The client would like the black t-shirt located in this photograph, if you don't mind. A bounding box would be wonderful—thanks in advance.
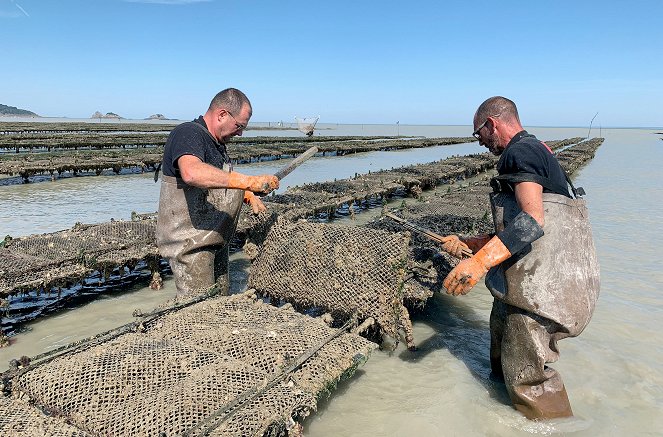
[495,131,571,197]
[162,116,230,177]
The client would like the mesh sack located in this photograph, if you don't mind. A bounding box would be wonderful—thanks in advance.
[1,220,158,296]
[148,294,373,381]
[366,185,495,288]
[294,116,319,136]
[0,395,89,437]
[9,292,375,436]
[0,249,90,295]
[249,219,414,347]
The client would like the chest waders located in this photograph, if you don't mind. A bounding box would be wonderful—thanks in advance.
[156,166,244,297]
[485,191,600,419]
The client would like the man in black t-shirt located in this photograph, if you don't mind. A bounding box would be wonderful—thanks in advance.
[156,88,279,297]
[442,97,599,420]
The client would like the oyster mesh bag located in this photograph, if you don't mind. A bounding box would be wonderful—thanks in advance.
[249,219,415,347]
[5,292,375,436]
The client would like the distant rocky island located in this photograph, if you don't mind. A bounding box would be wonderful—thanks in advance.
[145,114,170,120]
[0,103,39,117]
[91,111,123,120]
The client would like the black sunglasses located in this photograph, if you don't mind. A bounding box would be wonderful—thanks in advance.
[473,119,488,140]
[226,110,247,132]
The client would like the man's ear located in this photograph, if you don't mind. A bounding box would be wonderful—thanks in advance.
[486,116,497,133]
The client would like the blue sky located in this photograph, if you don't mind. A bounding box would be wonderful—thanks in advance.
[1,0,661,127]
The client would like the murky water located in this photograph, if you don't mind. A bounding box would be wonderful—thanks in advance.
[1,125,662,435]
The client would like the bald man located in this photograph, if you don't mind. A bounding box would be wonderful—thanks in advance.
[443,96,600,420]
[157,88,278,297]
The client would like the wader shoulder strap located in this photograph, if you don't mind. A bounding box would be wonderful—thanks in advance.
[562,170,586,198]
[154,162,162,183]
[491,170,585,199]
[188,119,221,145]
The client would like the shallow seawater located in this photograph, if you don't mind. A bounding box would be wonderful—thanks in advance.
[1,125,662,436]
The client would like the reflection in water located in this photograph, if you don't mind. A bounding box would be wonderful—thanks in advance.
[1,126,662,436]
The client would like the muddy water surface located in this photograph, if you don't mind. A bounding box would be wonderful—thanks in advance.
[1,125,662,436]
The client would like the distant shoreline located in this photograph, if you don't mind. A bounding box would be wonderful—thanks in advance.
[0,115,662,130]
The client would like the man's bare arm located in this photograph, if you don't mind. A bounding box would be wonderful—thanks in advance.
[178,154,278,193]
[514,181,544,226]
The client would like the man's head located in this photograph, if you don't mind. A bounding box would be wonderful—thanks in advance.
[473,96,523,155]
[204,88,252,143]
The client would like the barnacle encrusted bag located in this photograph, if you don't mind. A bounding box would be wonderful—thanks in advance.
[249,219,416,348]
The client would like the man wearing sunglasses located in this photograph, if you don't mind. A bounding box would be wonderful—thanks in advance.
[157,88,279,297]
[443,96,600,420]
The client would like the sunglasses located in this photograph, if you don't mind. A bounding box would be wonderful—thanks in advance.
[472,119,488,140]
[226,110,247,132]
[472,112,503,140]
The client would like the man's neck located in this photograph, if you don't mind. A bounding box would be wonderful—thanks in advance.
[201,112,221,143]
[501,124,526,146]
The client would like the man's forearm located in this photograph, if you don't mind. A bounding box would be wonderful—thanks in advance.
[180,159,232,189]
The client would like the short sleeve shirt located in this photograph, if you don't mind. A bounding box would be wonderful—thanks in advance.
[161,116,230,177]
[496,131,571,197]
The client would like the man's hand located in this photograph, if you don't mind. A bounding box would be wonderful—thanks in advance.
[443,257,487,295]
[443,236,512,296]
[440,235,471,259]
[248,174,279,195]
[244,191,266,214]
[226,172,279,195]
[177,155,280,194]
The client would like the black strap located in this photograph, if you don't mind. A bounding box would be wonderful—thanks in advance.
[188,120,232,165]
[491,171,585,199]
[188,119,221,144]
[491,172,570,197]
[153,162,161,183]
[562,170,585,198]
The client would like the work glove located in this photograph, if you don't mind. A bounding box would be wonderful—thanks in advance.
[244,191,266,214]
[460,234,494,254]
[228,172,279,195]
[443,236,512,296]
[440,235,471,259]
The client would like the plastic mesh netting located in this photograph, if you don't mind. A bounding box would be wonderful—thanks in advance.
[0,220,158,296]
[367,185,494,288]
[248,220,416,348]
[5,292,375,436]
[0,395,89,437]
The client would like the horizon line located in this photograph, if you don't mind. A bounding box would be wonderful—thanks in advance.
[0,115,661,130]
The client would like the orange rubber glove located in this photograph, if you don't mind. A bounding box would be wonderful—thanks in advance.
[460,234,494,254]
[244,191,266,214]
[228,172,279,195]
[443,236,512,296]
[440,235,471,259]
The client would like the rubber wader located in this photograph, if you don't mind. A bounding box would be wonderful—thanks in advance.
[485,191,600,419]
[156,165,244,297]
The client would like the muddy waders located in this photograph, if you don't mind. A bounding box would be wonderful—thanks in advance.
[156,168,244,297]
[485,191,600,419]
